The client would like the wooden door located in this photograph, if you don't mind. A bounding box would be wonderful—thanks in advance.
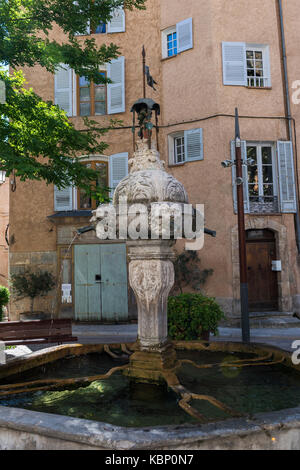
[246,230,278,311]
[74,245,102,321]
[74,244,128,322]
[100,244,128,322]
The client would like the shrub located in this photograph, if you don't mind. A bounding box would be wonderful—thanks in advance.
[168,293,225,340]
[11,269,56,314]
[0,286,10,322]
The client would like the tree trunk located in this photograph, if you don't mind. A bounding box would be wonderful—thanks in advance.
[30,297,34,314]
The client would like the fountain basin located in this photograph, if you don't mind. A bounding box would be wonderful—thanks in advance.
[0,342,300,450]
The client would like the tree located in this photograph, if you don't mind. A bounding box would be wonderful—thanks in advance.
[11,269,56,314]
[0,0,146,200]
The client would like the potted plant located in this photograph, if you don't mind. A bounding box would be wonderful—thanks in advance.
[168,293,225,341]
[0,286,10,322]
[11,269,56,320]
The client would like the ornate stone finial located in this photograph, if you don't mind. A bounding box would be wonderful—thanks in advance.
[128,139,165,173]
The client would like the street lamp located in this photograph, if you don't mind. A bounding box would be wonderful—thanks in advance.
[222,108,251,343]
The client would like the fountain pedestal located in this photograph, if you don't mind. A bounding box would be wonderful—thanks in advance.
[125,240,179,383]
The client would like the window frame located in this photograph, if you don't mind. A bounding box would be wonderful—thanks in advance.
[246,141,279,211]
[162,26,177,59]
[168,131,185,165]
[77,159,109,210]
[77,71,107,117]
[246,44,271,88]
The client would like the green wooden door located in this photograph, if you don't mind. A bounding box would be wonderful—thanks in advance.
[100,244,128,322]
[74,244,128,322]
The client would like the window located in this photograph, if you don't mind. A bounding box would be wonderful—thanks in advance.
[174,134,185,164]
[54,56,125,116]
[169,129,203,165]
[222,42,271,87]
[231,141,297,214]
[162,18,193,59]
[247,143,279,212]
[246,47,269,88]
[54,153,129,211]
[74,6,125,35]
[77,72,107,116]
[167,31,177,57]
[78,161,109,210]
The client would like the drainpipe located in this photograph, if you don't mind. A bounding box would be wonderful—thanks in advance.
[277,0,300,253]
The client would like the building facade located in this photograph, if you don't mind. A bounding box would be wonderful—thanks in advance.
[8,0,300,322]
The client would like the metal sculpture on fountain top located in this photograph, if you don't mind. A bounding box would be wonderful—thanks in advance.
[131,98,160,151]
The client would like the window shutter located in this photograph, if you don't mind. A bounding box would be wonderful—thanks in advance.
[54,186,73,211]
[277,141,297,213]
[184,128,203,161]
[54,65,73,117]
[176,18,193,54]
[110,153,128,197]
[231,140,249,213]
[107,7,125,33]
[222,42,247,86]
[107,56,125,114]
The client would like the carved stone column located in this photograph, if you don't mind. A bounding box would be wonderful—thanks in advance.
[125,240,179,383]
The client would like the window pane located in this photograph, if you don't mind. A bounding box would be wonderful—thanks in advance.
[263,165,273,184]
[79,190,92,209]
[95,101,106,115]
[262,147,272,164]
[249,184,259,197]
[80,87,90,101]
[246,51,254,59]
[80,102,91,116]
[79,76,90,87]
[263,184,274,197]
[95,86,106,100]
[255,51,263,59]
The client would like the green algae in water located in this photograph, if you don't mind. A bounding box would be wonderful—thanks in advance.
[2,351,300,427]
[0,373,196,427]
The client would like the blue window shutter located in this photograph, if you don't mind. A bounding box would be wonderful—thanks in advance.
[184,128,203,162]
[176,18,193,53]
[222,42,247,86]
[277,141,297,213]
[231,140,249,213]
[107,7,125,33]
[107,56,125,114]
[54,186,73,211]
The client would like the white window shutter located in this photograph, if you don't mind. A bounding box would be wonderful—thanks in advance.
[222,42,247,86]
[110,153,128,197]
[107,7,125,33]
[184,128,203,161]
[107,56,125,114]
[231,140,249,213]
[176,18,193,54]
[277,141,297,213]
[54,186,73,211]
[54,65,73,117]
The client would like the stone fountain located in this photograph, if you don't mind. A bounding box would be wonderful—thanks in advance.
[92,99,190,383]
[1,100,300,450]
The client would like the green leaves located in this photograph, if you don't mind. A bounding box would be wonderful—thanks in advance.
[0,70,112,200]
[0,0,147,197]
[168,293,226,340]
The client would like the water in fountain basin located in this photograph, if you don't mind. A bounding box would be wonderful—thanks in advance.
[1,351,300,427]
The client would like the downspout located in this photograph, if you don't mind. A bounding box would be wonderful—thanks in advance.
[277,0,300,253]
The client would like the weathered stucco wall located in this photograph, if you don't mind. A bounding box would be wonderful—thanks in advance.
[8,0,300,318]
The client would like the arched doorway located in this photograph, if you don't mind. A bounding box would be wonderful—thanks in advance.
[246,229,278,311]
